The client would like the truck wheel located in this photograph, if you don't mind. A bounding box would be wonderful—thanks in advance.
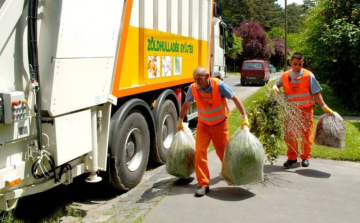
[110,110,150,190]
[152,100,177,164]
[241,81,245,86]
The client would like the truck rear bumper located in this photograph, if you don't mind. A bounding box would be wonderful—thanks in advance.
[0,163,85,211]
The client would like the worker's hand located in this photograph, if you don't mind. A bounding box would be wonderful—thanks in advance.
[272,84,279,92]
[241,115,249,130]
[322,105,334,116]
[177,118,184,131]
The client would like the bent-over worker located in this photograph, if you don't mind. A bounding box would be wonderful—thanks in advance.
[177,66,248,197]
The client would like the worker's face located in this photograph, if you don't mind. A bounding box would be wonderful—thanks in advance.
[290,58,304,73]
[193,72,209,89]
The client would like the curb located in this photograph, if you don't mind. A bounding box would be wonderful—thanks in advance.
[60,166,176,223]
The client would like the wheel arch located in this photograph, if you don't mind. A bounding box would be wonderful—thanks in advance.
[109,99,155,158]
[152,89,180,123]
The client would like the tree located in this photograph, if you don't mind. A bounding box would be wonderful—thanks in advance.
[216,0,284,31]
[246,0,283,31]
[215,0,250,26]
[270,37,285,68]
[287,33,302,54]
[267,27,285,39]
[301,0,360,109]
[226,33,243,59]
[225,32,243,72]
[302,0,316,13]
[285,3,306,33]
[236,20,271,60]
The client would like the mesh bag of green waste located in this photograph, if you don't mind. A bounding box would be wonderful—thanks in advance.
[166,123,195,178]
[314,112,346,149]
[221,126,265,185]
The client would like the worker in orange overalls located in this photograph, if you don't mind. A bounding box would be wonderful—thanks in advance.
[273,52,334,168]
[177,66,249,197]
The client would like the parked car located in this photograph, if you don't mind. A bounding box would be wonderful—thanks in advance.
[269,64,276,73]
[240,60,270,86]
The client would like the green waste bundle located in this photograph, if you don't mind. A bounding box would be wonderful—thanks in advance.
[249,86,308,164]
[166,123,195,178]
[314,112,346,149]
[221,126,265,186]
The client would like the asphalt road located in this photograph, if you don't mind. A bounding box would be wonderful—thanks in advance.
[222,72,281,110]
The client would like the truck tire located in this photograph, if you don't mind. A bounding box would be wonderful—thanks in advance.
[152,100,177,164]
[241,81,245,86]
[110,110,150,190]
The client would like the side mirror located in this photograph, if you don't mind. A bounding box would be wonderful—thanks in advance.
[213,2,222,17]
[228,27,233,36]
[227,33,234,51]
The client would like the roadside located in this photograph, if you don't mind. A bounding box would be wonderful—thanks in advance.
[140,73,360,223]
[60,73,360,223]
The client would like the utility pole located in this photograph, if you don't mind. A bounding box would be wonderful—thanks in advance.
[284,0,288,71]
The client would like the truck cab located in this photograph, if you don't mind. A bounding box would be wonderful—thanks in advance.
[211,3,232,80]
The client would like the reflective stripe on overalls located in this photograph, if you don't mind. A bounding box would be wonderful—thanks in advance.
[191,78,230,125]
[283,69,315,108]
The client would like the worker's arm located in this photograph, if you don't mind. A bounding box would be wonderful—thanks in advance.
[177,101,192,131]
[231,94,249,129]
[179,101,191,120]
[231,94,246,116]
[314,92,334,116]
[313,92,326,107]
[272,75,283,92]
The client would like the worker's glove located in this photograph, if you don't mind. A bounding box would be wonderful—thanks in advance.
[322,105,334,116]
[272,84,279,92]
[241,115,249,130]
[177,118,184,131]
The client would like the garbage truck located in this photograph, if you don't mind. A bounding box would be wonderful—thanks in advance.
[0,0,232,210]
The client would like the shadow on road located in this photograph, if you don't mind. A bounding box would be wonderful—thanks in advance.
[263,164,331,178]
[206,187,255,201]
[295,169,331,178]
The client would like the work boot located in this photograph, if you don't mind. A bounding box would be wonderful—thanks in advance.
[194,186,210,197]
[301,159,309,167]
[283,159,297,168]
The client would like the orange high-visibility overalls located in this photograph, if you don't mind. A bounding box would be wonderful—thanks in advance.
[282,69,315,160]
[191,78,230,187]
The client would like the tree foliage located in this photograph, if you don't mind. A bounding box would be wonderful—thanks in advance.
[267,27,285,39]
[270,37,285,68]
[247,0,283,31]
[216,0,250,26]
[226,33,243,59]
[301,0,360,109]
[235,20,271,60]
[302,0,316,12]
[215,0,310,66]
[285,3,306,33]
[216,0,284,30]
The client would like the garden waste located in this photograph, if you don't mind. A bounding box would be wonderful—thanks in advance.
[221,126,265,185]
[314,112,345,149]
[166,123,195,178]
